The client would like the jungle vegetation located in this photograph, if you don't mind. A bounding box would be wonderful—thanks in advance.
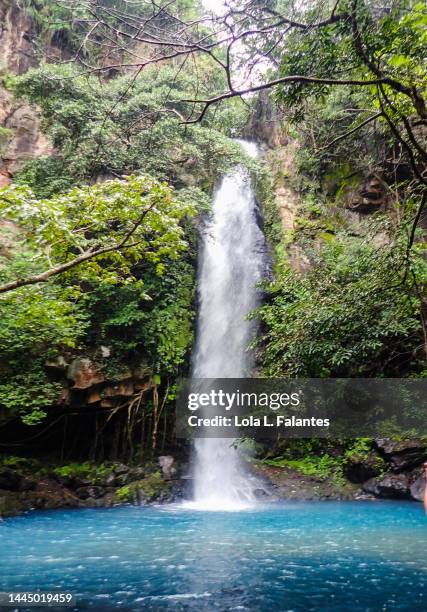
[0,0,425,461]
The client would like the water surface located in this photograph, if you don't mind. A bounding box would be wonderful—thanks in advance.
[0,502,426,611]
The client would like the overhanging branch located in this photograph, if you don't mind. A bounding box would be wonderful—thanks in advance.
[180,75,392,123]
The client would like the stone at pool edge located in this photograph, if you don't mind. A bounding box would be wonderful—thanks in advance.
[362,472,426,500]
[363,474,408,499]
[409,474,425,502]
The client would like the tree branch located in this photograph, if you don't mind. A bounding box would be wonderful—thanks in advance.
[180,75,391,123]
[316,111,383,151]
[264,5,347,30]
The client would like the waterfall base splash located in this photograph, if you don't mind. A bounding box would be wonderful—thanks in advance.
[184,438,261,511]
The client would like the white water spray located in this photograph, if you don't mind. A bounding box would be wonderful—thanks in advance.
[189,140,267,510]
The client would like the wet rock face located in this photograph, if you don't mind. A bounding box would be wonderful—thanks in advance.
[3,103,52,174]
[0,1,53,181]
[346,175,389,213]
[0,89,52,181]
[243,90,287,149]
[375,438,427,472]
[0,0,38,75]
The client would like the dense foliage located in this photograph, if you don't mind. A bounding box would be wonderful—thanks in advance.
[257,223,426,377]
[0,175,195,424]
[274,0,426,196]
[11,63,248,197]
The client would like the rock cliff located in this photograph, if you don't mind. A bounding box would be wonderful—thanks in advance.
[0,0,52,185]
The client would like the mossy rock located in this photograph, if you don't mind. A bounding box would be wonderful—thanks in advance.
[114,472,172,505]
[53,461,118,487]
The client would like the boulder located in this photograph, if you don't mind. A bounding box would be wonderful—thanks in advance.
[55,474,91,489]
[354,491,376,500]
[158,456,176,479]
[113,463,130,476]
[75,486,105,500]
[105,473,116,486]
[88,484,106,498]
[253,488,269,499]
[112,463,130,486]
[75,487,90,500]
[409,474,425,502]
[363,473,410,499]
[114,473,129,486]
[375,437,424,455]
[128,467,145,481]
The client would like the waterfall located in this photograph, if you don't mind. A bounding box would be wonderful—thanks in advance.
[189,140,267,510]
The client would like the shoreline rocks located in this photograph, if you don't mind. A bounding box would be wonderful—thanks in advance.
[0,457,184,518]
[1,437,426,517]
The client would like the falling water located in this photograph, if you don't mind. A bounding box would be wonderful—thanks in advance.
[189,140,267,510]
